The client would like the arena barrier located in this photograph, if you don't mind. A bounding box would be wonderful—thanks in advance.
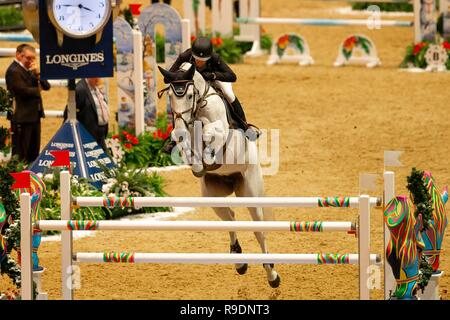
[20,170,382,300]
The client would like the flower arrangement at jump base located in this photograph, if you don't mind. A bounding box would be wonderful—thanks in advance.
[400,41,450,70]
[341,35,372,60]
[106,114,174,168]
[276,34,305,58]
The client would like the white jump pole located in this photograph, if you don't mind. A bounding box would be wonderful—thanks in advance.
[0,79,68,87]
[0,110,64,118]
[20,193,33,301]
[383,171,396,299]
[75,196,381,208]
[74,252,381,264]
[132,29,145,136]
[359,194,371,300]
[37,220,356,233]
[236,17,413,27]
[60,171,73,300]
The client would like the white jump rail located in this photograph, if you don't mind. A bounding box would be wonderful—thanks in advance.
[38,220,356,233]
[236,17,413,27]
[0,79,68,87]
[0,110,64,118]
[20,171,380,300]
[74,196,381,208]
[73,252,381,265]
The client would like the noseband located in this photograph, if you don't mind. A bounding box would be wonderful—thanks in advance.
[158,79,213,128]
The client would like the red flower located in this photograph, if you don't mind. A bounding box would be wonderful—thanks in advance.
[124,143,132,150]
[413,42,427,55]
[216,37,223,47]
[112,134,119,139]
[166,124,173,134]
[153,132,158,139]
[130,137,139,145]
[443,41,450,50]
[191,35,196,43]
[343,36,357,50]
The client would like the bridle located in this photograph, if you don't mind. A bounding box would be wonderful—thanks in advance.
[158,79,219,129]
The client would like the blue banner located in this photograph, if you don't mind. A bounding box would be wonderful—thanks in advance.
[39,0,114,80]
[29,121,116,189]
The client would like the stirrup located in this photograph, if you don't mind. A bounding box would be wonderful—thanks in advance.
[246,124,262,141]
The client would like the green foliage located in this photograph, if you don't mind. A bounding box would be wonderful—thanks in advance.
[351,2,413,12]
[213,36,243,64]
[112,115,174,168]
[418,255,434,291]
[122,6,134,29]
[156,33,165,63]
[0,5,23,27]
[101,165,171,219]
[0,156,26,291]
[40,169,108,235]
[406,167,433,231]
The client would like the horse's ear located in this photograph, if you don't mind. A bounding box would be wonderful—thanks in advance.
[185,63,195,80]
[158,66,173,84]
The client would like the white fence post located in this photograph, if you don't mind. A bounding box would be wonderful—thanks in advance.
[182,19,191,51]
[20,193,33,300]
[132,29,145,136]
[60,171,73,300]
[383,171,395,299]
[359,195,370,300]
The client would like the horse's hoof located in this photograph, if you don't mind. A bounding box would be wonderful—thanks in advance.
[268,274,281,288]
[236,263,248,275]
[192,169,205,178]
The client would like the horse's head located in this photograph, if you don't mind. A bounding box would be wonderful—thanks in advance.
[158,63,202,132]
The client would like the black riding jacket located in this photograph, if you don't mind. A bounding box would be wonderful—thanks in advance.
[169,49,237,82]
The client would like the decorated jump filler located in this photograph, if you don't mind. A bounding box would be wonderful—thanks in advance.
[334,35,381,68]
[267,33,314,66]
[384,195,424,300]
[384,168,448,300]
[9,171,46,274]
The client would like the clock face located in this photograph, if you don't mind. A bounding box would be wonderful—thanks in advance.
[51,0,111,37]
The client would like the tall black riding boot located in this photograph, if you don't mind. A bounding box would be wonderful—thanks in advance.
[231,97,247,123]
[230,98,260,140]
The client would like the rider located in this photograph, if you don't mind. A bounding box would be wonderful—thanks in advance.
[163,37,258,153]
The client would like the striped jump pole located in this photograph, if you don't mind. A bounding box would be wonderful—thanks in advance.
[73,252,382,265]
[74,195,382,208]
[236,17,413,27]
[37,220,357,233]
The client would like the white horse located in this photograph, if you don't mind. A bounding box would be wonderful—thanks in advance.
[158,63,280,288]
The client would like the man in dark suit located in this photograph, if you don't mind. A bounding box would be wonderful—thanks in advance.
[64,78,109,152]
[5,44,51,163]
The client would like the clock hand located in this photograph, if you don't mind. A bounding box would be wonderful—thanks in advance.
[79,4,94,12]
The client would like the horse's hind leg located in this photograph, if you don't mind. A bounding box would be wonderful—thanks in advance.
[235,166,280,288]
[201,176,247,275]
[212,207,248,275]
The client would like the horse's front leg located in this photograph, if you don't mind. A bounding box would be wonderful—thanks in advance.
[248,207,281,288]
[212,207,248,275]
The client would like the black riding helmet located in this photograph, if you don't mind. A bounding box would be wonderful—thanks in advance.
[191,37,212,61]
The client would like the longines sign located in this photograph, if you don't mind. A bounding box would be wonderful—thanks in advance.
[45,53,105,70]
[39,0,113,80]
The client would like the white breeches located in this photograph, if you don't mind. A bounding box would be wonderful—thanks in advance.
[213,81,236,103]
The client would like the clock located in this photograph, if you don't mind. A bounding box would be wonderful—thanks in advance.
[46,0,112,46]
